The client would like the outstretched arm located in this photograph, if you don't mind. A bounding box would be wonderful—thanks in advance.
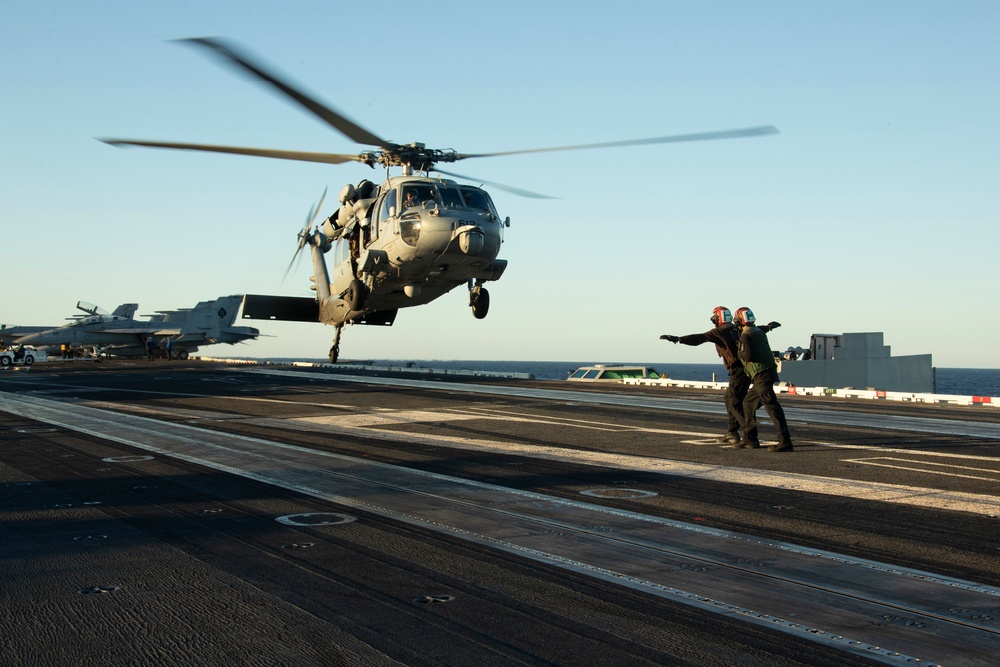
[660,332,711,346]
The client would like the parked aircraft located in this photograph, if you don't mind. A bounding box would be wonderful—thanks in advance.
[17,295,259,359]
[1,302,139,347]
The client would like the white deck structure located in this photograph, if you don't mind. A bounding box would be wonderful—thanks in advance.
[777,332,932,393]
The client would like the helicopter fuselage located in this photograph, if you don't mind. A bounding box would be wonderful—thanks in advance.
[312,176,508,327]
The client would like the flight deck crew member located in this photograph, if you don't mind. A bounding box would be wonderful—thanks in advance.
[165,337,173,361]
[146,337,155,361]
[661,306,780,445]
[735,307,793,452]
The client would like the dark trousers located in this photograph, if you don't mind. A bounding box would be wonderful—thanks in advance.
[724,367,751,434]
[741,368,792,443]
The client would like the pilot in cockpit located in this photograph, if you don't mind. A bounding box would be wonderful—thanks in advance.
[461,189,489,211]
[403,189,419,209]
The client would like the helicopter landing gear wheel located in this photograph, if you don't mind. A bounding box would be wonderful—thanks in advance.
[347,279,367,311]
[471,287,490,320]
[177,350,189,360]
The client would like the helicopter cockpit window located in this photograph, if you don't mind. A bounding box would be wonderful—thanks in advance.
[402,185,440,210]
[380,189,397,221]
[437,186,463,208]
[460,188,498,216]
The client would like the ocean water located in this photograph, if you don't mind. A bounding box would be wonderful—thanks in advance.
[276,358,1000,397]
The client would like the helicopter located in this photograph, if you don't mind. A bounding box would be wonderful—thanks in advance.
[101,38,778,363]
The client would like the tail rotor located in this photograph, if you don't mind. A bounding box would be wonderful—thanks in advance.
[283,187,327,283]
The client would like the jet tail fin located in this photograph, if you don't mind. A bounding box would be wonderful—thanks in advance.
[179,295,244,339]
[111,303,139,318]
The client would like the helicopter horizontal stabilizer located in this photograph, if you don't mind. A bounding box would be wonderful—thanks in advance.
[241,294,319,323]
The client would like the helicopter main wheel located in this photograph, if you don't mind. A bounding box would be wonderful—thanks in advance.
[177,350,189,360]
[471,288,490,320]
[347,279,368,311]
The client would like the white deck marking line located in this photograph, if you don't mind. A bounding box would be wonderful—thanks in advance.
[452,406,706,436]
[812,440,1000,460]
[843,457,1000,482]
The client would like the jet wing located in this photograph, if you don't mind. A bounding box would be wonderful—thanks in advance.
[89,326,184,335]
[1,325,54,338]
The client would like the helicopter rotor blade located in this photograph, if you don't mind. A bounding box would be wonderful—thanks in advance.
[307,187,328,230]
[99,139,367,165]
[283,187,327,283]
[282,246,305,284]
[433,168,556,200]
[455,125,780,160]
[177,37,392,150]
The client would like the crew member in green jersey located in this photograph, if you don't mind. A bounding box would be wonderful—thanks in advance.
[735,307,793,452]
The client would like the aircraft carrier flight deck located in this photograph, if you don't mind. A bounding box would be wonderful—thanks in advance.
[2,360,999,666]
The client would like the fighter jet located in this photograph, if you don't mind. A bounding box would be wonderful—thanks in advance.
[17,295,259,359]
[1,302,139,346]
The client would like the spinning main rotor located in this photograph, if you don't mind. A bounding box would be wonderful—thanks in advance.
[100,37,779,197]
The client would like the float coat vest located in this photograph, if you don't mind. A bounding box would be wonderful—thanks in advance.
[739,326,777,378]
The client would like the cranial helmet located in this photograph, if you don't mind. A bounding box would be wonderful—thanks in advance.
[710,306,732,326]
[734,307,756,326]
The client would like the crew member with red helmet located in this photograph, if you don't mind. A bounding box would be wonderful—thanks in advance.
[735,307,793,452]
[661,306,780,446]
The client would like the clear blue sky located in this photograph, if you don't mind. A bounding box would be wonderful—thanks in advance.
[2,1,997,367]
